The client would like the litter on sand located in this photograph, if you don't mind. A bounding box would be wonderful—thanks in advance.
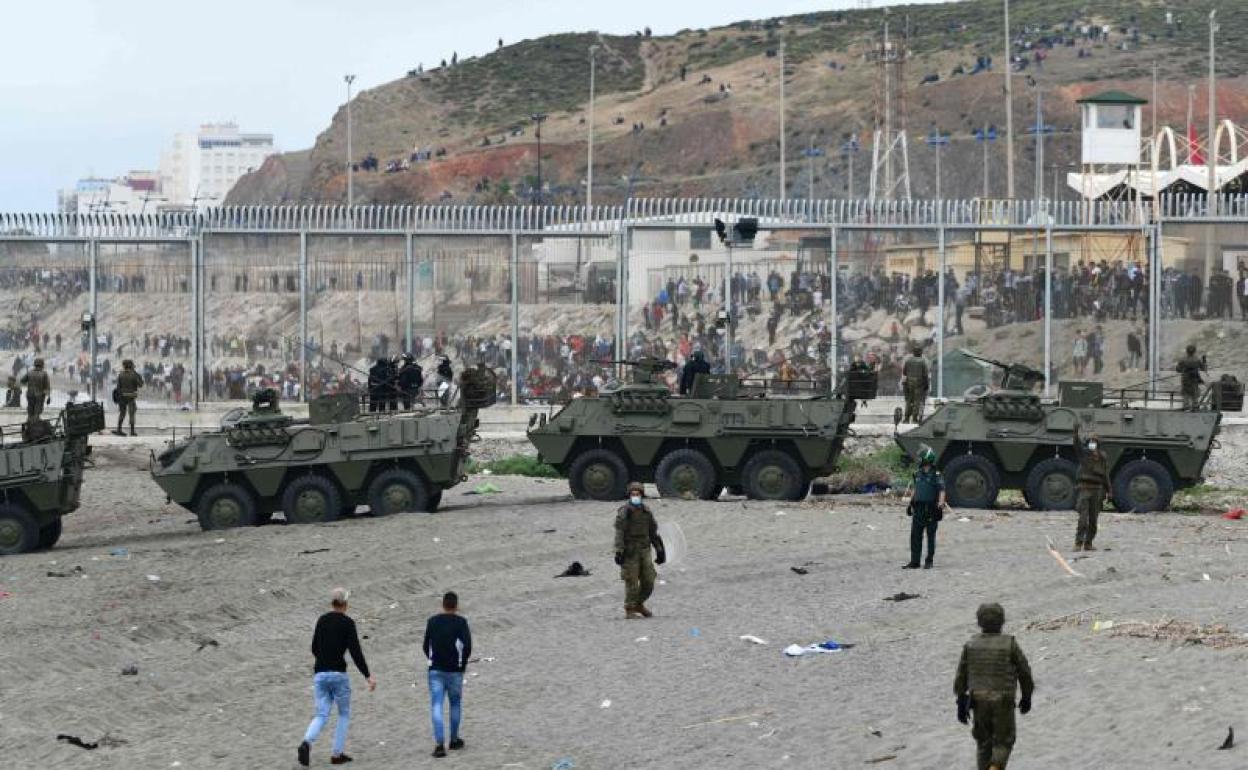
[109,548,129,557]
[47,566,85,578]
[1045,537,1083,578]
[551,759,576,770]
[1217,726,1234,750]
[884,592,921,602]
[599,699,611,709]
[298,548,331,556]
[145,575,161,583]
[463,482,502,495]
[1223,508,1245,520]
[555,561,591,578]
[57,734,98,750]
[783,640,855,657]
[790,566,809,575]
[739,635,769,645]
[120,665,139,676]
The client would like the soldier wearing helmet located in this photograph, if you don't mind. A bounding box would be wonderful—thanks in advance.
[1175,343,1206,410]
[1073,427,1111,551]
[954,603,1035,770]
[613,482,666,619]
[19,357,50,423]
[903,445,946,569]
[901,344,929,423]
[114,359,144,436]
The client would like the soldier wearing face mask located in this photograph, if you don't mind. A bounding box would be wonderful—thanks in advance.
[1073,428,1111,552]
[613,482,666,619]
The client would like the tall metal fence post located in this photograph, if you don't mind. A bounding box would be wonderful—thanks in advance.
[936,226,946,399]
[88,239,98,404]
[616,224,629,365]
[1044,224,1053,398]
[1148,222,1161,387]
[510,232,519,406]
[828,225,838,395]
[191,236,201,407]
[299,230,308,402]
[404,232,415,355]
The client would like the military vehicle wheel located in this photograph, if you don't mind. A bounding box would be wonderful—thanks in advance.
[1112,458,1174,513]
[742,450,806,501]
[196,483,257,530]
[367,468,429,516]
[943,454,1000,509]
[0,503,39,555]
[568,449,629,501]
[425,490,443,513]
[1024,457,1079,510]
[282,476,343,525]
[37,518,63,549]
[656,448,718,501]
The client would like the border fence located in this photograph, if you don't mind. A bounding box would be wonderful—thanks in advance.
[0,195,1245,408]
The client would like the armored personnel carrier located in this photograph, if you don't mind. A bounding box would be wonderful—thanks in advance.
[151,366,497,531]
[0,402,105,556]
[527,358,878,501]
[895,356,1235,513]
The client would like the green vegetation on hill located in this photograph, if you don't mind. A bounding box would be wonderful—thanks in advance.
[429,33,645,129]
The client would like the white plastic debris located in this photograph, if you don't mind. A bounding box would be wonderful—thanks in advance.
[1202,573,1211,581]
[739,635,769,645]
[146,574,161,582]
[600,699,611,709]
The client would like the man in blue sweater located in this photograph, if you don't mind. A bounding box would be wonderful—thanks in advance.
[424,591,472,758]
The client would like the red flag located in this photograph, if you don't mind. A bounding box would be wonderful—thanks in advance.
[1189,124,1204,165]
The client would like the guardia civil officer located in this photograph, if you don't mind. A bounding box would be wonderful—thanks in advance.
[398,354,424,409]
[679,350,711,395]
[903,446,945,569]
[613,482,666,619]
[901,345,930,422]
[954,603,1034,770]
[1175,344,1207,410]
[367,357,390,412]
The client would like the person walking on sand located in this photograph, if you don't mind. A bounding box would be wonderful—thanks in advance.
[298,588,375,767]
[614,481,666,619]
[424,591,472,758]
[954,603,1034,770]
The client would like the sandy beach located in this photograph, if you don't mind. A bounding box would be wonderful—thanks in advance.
[1,442,1246,769]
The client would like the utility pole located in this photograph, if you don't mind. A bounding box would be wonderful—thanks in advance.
[1206,8,1218,276]
[1004,0,1016,199]
[587,45,598,212]
[531,112,547,205]
[841,136,860,198]
[1034,89,1044,204]
[1186,84,1196,163]
[1150,61,1158,142]
[977,125,997,198]
[344,74,356,209]
[779,40,787,200]
[925,128,949,200]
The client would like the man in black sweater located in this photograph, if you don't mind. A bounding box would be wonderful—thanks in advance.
[298,588,376,767]
[424,591,472,758]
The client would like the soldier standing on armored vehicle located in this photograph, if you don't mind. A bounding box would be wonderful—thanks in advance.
[20,358,49,422]
[954,603,1035,770]
[398,354,424,409]
[614,481,666,619]
[367,357,390,412]
[901,345,929,423]
[114,359,143,436]
[1176,344,1207,410]
[1073,428,1111,551]
[679,350,710,395]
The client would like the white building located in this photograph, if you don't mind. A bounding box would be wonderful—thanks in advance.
[158,123,275,209]
[59,172,163,215]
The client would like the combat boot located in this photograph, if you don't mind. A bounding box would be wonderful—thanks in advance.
[625,606,643,619]
[636,604,653,618]
[1073,542,1083,552]
[1083,542,1097,551]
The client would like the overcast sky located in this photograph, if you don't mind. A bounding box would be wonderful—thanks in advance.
[0,0,936,211]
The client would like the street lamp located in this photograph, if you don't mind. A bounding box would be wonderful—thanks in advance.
[779,40,787,200]
[840,136,860,199]
[587,45,598,212]
[530,112,548,205]
[924,127,950,201]
[974,125,999,198]
[344,74,356,209]
[802,139,825,200]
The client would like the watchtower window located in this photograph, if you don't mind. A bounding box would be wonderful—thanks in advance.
[1096,105,1133,130]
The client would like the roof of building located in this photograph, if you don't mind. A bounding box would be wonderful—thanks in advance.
[1076,90,1148,105]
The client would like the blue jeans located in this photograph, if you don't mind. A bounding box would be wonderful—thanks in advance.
[304,671,352,756]
[428,670,464,745]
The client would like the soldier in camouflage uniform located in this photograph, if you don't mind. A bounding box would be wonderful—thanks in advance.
[901,345,929,423]
[613,481,666,619]
[1073,429,1111,550]
[20,358,50,422]
[1175,344,1206,410]
[954,603,1035,770]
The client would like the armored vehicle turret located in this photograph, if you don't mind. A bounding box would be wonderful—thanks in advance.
[895,355,1234,513]
[0,401,105,556]
[151,366,497,531]
[527,359,877,501]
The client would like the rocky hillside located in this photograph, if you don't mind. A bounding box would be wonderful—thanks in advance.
[227,0,1246,206]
